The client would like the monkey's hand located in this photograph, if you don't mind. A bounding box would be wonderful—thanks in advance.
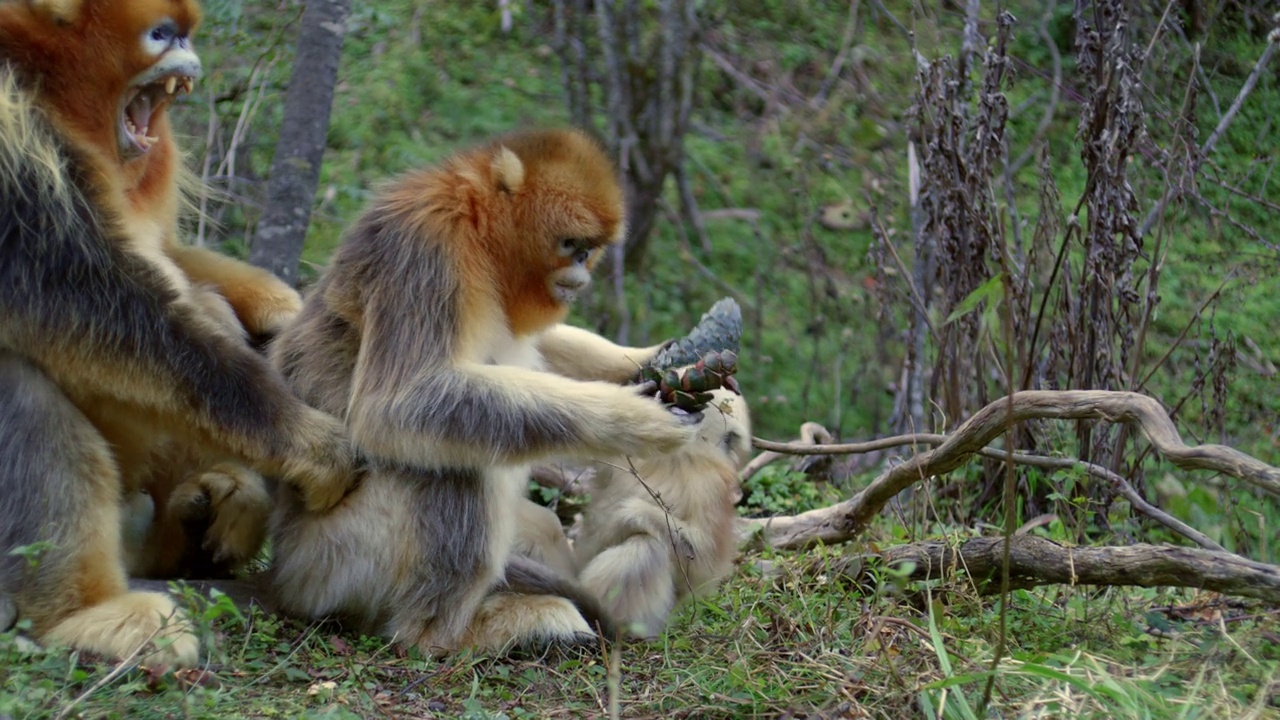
[166,244,304,340]
[275,408,361,512]
[168,463,272,565]
[234,279,303,340]
[586,388,704,457]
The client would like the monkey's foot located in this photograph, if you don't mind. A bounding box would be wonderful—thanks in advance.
[44,591,199,668]
[455,594,599,656]
[170,463,271,564]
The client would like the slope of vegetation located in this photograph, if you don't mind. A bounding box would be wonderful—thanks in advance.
[2,1,1278,717]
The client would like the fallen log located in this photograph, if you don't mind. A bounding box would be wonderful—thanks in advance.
[827,535,1280,605]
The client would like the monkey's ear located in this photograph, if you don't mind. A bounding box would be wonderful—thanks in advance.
[492,146,525,193]
[27,0,84,24]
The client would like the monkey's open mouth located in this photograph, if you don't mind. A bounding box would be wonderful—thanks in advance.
[118,73,196,156]
[117,48,202,159]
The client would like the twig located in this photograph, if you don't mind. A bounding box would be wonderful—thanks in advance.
[742,422,832,481]
[1007,6,1061,177]
[810,0,861,109]
[756,425,1227,551]
[656,198,756,313]
[753,432,946,456]
[1006,453,1226,552]
[1136,273,1233,391]
[674,164,712,254]
[1138,38,1278,238]
[530,465,594,498]
[699,44,776,105]
[866,0,910,42]
[869,211,939,344]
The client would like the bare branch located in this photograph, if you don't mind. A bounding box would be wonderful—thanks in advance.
[755,419,1224,551]
[742,422,833,482]
[1007,6,1061,177]
[1138,38,1278,238]
[749,390,1280,549]
[810,0,861,109]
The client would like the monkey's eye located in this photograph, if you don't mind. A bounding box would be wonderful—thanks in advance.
[558,238,580,256]
[142,20,178,55]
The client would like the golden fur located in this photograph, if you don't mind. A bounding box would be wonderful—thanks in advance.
[268,128,700,654]
[0,0,357,667]
[574,388,751,637]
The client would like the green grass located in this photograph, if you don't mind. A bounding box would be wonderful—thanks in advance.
[6,0,1279,717]
[3,547,1277,718]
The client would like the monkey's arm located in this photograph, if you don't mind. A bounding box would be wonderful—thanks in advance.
[343,274,695,469]
[166,243,303,338]
[0,160,353,509]
[536,324,665,383]
[352,360,695,469]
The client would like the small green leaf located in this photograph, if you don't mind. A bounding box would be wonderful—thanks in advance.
[944,273,1004,325]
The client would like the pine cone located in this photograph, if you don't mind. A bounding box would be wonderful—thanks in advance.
[638,298,743,413]
[647,297,741,372]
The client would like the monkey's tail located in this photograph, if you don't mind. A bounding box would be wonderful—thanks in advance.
[500,554,619,641]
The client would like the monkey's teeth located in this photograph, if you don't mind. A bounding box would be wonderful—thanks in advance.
[182,77,195,94]
[165,77,178,95]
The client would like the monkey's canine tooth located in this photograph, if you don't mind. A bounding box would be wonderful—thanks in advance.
[165,77,177,95]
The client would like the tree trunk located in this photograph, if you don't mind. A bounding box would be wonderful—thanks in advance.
[248,0,351,284]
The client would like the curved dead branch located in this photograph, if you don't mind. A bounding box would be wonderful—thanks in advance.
[749,390,1280,550]
[742,422,834,481]
[827,536,1280,605]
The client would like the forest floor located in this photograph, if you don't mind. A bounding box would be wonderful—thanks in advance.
[2,544,1278,719]
[3,0,1279,718]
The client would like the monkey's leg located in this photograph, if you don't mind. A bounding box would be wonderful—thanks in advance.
[447,554,614,654]
[0,353,198,666]
[578,534,676,639]
[167,244,302,339]
[129,283,276,579]
[513,498,578,578]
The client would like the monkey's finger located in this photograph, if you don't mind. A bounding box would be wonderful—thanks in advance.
[632,379,659,398]
[669,407,704,425]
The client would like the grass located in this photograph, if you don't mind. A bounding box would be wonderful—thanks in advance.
[3,544,1277,718]
[5,0,1280,717]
